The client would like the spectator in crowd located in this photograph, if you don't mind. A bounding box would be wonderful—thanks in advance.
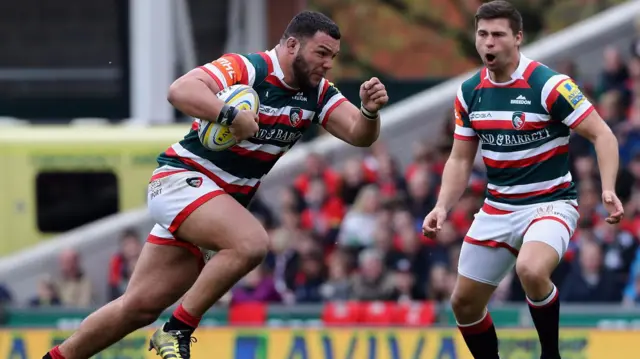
[597,46,629,99]
[561,240,621,303]
[294,152,341,197]
[107,229,142,301]
[29,275,62,307]
[230,264,281,305]
[320,249,353,301]
[340,157,373,205]
[264,221,300,301]
[293,250,327,303]
[300,178,345,244]
[55,249,93,308]
[337,184,380,248]
[351,248,395,301]
[391,259,425,302]
[427,264,454,302]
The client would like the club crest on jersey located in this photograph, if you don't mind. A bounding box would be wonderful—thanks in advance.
[511,111,526,130]
[289,107,303,127]
[186,177,203,188]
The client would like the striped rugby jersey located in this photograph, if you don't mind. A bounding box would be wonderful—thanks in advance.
[157,49,347,207]
[453,53,595,211]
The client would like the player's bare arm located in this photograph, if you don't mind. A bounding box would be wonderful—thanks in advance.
[572,111,624,223]
[168,68,225,120]
[324,77,388,147]
[422,138,479,237]
[168,67,258,141]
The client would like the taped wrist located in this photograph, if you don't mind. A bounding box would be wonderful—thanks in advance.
[216,104,239,126]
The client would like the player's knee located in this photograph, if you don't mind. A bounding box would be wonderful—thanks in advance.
[121,294,165,326]
[515,260,548,288]
[233,227,270,267]
[451,291,484,321]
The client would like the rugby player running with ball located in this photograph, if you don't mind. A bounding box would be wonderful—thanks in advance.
[44,11,388,359]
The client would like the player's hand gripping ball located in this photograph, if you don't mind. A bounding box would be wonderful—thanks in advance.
[359,77,389,113]
[198,84,260,151]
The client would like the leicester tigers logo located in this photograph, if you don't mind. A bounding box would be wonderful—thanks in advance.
[289,107,303,127]
[512,111,526,130]
[186,177,203,188]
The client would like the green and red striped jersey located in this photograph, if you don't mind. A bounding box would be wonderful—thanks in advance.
[453,53,594,210]
[157,49,347,207]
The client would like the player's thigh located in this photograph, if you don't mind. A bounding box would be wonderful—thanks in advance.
[457,241,516,289]
[147,167,269,256]
[121,239,200,315]
[517,202,579,277]
[453,242,515,320]
[175,192,269,257]
[459,209,518,286]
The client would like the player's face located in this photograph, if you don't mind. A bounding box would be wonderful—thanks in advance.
[293,31,340,90]
[475,18,522,72]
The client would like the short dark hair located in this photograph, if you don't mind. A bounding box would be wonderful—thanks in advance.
[282,11,341,41]
[475,0,523,35]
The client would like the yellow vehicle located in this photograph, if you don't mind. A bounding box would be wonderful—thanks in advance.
[0,125,188,255]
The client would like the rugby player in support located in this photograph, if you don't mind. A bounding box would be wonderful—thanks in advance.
[43,11,388,359]
[422,2,624,359]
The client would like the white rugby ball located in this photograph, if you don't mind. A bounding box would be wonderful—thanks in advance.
[197,84,260,151]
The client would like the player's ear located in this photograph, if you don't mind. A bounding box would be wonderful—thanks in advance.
[515,31,523,47]
[285,37,300,54]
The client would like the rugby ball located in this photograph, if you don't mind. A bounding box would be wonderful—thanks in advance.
[197,84,260,151]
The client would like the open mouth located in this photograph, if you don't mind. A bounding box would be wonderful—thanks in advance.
[485,54,496,63]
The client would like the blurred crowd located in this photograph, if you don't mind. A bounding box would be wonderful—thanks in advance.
[2,44,640,311]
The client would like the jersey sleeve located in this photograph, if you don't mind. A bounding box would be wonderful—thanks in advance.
[199,53,257,90]
[314,79,348,127]
[541,75,595,129]
[453,85,477,141]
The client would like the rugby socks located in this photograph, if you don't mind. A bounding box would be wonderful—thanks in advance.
[457,310,500,359]
[164,303,202,332]
[44,346,66,359]
[527,284,561,359]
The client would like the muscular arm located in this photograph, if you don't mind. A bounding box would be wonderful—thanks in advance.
[324,102,380,147]
[167,68,226,121]
[572,112,619,192]
[435,138,479,212]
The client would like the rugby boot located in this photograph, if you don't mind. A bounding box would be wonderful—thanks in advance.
[148,327,197,359]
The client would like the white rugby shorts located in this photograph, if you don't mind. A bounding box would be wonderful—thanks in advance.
[146,165,222,266]
[458,200,579,286]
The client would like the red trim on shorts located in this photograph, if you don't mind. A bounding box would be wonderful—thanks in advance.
[168,190,225,233]
[147,234,205,268]
[149,170,189,182]
[481,203,513,215]
[523,216,571,237]
[458,312,494,335]
[464,236,519,257]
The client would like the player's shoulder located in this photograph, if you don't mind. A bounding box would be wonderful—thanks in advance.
[218,52,268,71]
[527,61,570,92]
[460,69,483,94]
[456,69,483,106]
[315,77,343,105]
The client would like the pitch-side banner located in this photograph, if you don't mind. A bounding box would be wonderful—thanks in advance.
[1,328,638,358]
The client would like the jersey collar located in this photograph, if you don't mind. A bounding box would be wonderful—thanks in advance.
[484,52,532,86]
[267,48,297,90]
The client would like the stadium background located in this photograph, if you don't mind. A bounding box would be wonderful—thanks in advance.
[1,0,640,358]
